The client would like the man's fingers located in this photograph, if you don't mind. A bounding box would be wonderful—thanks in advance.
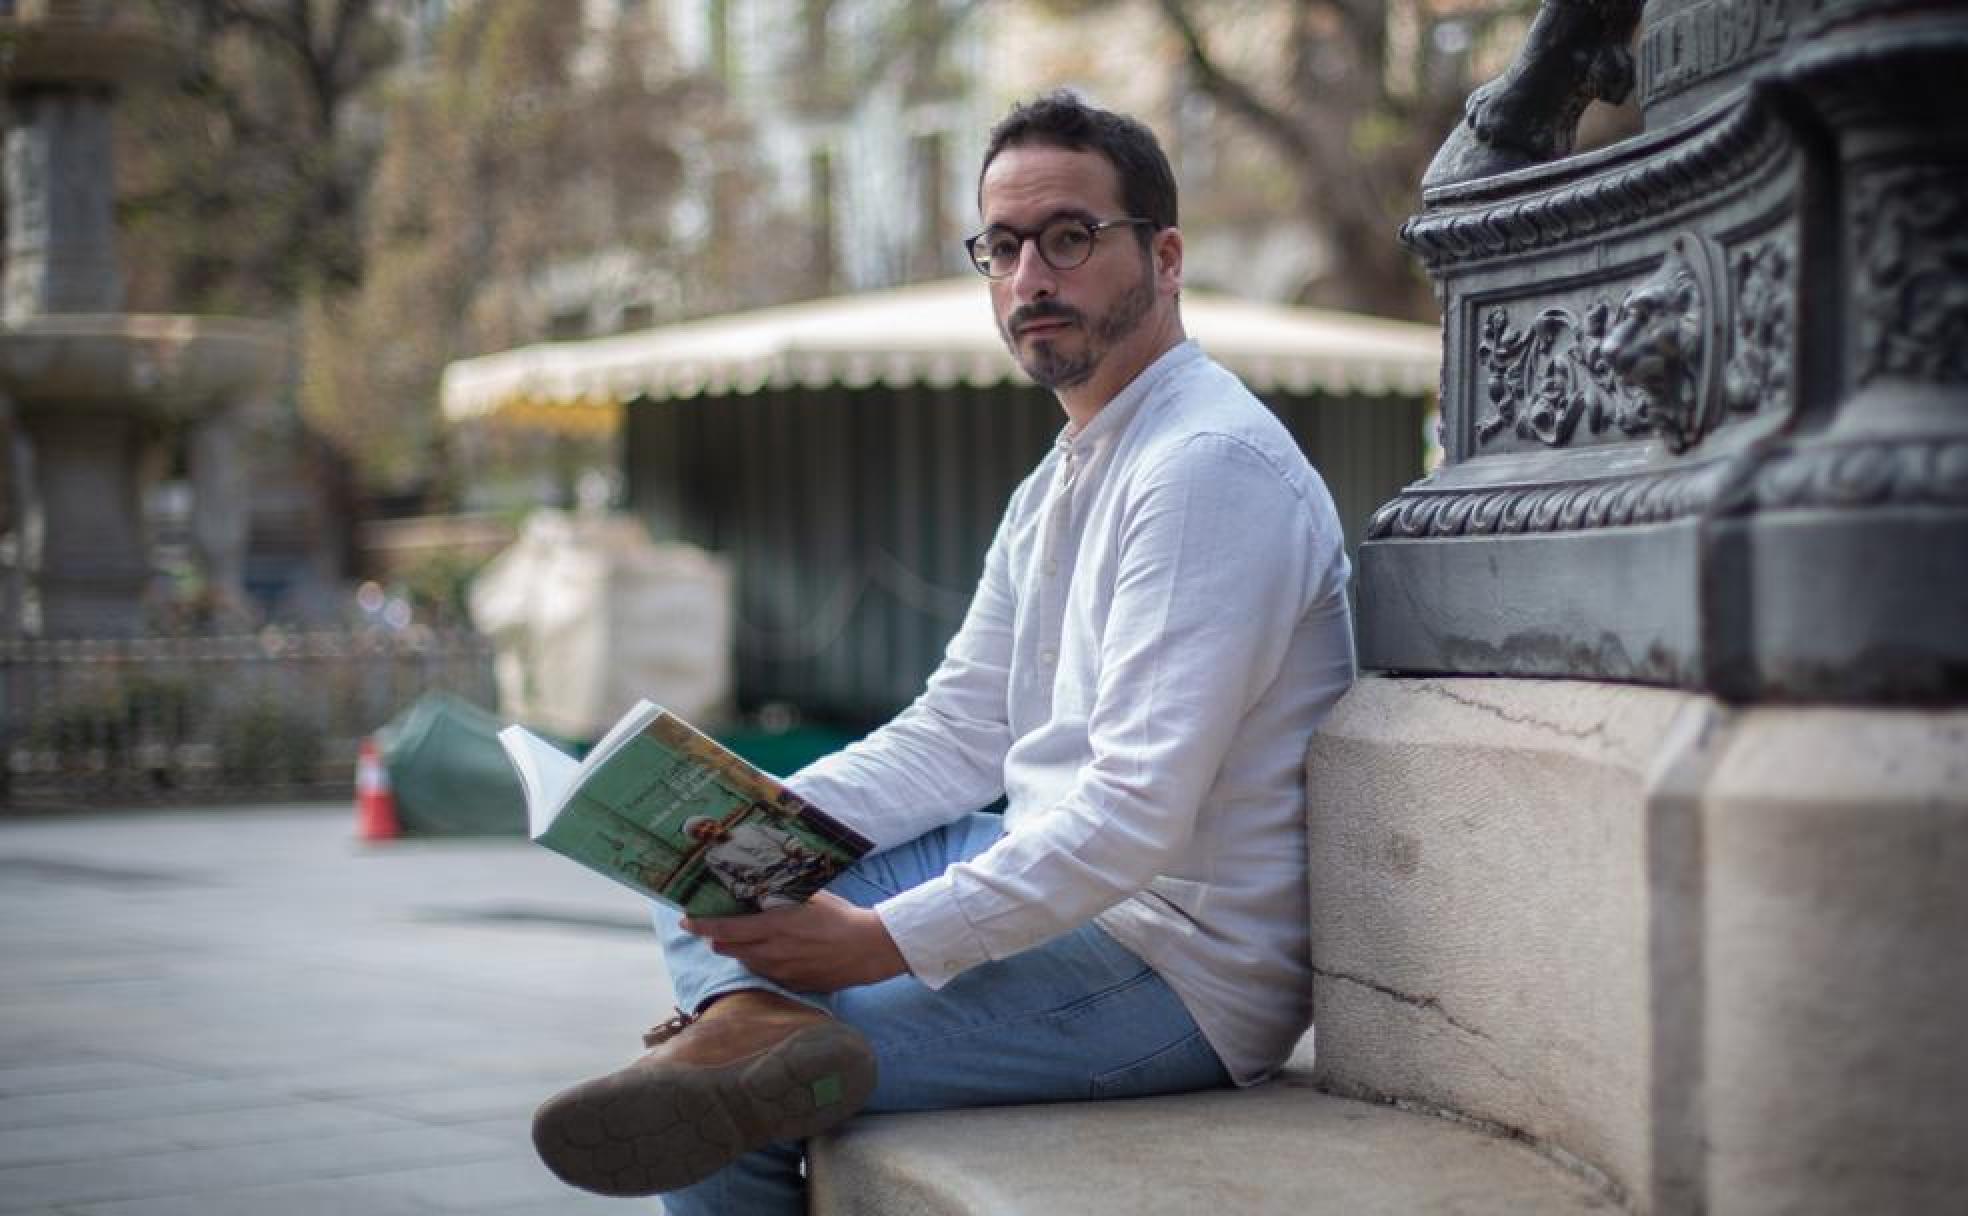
[705,933,791,964]
[683,912,785,944]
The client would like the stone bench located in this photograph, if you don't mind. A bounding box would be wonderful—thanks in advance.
[809,677,1968,1214]
[809,1067,1612,1216]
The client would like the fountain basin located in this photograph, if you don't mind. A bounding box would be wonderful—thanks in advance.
[0,11,177,89]
[0,314,288,419]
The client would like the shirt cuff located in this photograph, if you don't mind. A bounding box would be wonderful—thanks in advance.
[874,872,993,989]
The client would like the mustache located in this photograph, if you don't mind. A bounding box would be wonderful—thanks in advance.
[1007,301,1083,333]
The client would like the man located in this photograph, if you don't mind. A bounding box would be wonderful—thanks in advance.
[683,813,827,908]
[531,91,1356,1214]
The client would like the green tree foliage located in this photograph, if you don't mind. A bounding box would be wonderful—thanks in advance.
[117,0,402,316]
[305,1,747,495]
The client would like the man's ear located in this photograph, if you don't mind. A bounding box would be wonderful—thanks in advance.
[1154,226,1184,295]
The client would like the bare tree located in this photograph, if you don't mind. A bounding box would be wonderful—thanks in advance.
[1151,0,1513,320]
[118,0,402,314]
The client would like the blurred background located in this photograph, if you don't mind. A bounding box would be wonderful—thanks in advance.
[0,0,1642,814]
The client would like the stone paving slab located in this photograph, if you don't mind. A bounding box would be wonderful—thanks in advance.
[0,804,672,1214]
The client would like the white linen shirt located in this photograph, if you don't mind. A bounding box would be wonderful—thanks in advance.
[785,340,1356,1084]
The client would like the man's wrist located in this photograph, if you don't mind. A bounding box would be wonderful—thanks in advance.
[859,906,910,982]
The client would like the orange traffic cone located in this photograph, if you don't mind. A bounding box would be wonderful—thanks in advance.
[355,736,400,841]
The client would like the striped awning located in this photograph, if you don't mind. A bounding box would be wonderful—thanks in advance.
[441,278,1439,426]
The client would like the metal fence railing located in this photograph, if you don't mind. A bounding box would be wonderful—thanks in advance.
[0,629,497,810]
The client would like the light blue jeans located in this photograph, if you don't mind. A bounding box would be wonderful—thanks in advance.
[652,811,1230,1215]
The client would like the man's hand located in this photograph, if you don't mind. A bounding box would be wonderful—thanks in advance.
[682,892,908,993]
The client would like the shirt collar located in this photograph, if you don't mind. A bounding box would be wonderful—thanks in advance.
[1055,340,1203,456]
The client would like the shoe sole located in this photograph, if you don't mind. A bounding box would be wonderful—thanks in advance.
[531,1020,877,1197]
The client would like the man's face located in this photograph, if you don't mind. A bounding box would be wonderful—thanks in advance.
[978,143,1172,401]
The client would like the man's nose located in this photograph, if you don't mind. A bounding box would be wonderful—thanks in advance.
[1008,238,1057,301]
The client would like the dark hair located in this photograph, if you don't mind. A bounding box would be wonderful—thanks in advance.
[978,91,1178,235]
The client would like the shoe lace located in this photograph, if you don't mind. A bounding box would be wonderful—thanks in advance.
[641,1006,697,1048]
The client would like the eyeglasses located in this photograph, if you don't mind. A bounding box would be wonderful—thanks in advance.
[963,216,1155,279]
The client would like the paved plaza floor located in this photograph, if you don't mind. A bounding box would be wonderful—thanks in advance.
[0,804,679,1214]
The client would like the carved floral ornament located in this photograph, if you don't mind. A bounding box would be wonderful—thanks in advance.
[1365,434,1968,541]
[1369,232,1798,540]
[1470,231,1792,458]
[1473,233,1710,454]
[1852,164,1968,387]
[1365,461,1733,540]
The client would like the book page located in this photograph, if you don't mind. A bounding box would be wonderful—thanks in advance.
[578,699,665,779]
[496,725,583,839]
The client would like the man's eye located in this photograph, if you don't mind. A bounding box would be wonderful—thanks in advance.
[1045,224,1092,253]
[987,233,1021,261]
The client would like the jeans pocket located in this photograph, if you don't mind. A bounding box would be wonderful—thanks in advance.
[1088,1029,1229,1100]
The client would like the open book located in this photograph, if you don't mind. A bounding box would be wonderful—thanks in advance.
[499,701,871,917]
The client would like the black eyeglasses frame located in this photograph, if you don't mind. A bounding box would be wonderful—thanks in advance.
[962,216,1157,280]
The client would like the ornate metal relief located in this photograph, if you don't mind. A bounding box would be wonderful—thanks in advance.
[1365,460,1734,540]
[1382,230,1796,541]
[1723,238,1793,415]
[1599,237,1718,451]
[1401,97,1786,268]
[1472,303,1616,449]
[1474,233,1730,455]
[1369,0,1968,703]
[1753,438,1968,511]
[1852,165,1968,386]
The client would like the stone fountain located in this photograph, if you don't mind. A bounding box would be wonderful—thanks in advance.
[0,2,287,637]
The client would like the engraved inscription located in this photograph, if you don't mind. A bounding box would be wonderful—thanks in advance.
[1637,0,1904,107]
[1639,0,1795,107]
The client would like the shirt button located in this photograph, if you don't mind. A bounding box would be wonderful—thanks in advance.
[1040,649,1057,666]
[1043,558,1058,576]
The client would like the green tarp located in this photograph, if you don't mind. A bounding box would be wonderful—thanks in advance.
[376,693,531,836]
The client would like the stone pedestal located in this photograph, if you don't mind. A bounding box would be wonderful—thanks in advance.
[1329,2,1967,1209]
[1307,676,1968,1215]
[1696,710,1968,1211]
[22,404,149,635]
[187,407,251,615]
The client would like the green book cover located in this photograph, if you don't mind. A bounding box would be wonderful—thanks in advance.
[499,701,871,917]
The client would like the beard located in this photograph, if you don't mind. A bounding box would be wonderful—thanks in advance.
[1001,269,1155,391]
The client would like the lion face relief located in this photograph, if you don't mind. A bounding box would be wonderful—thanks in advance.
[1596,251,1707,450]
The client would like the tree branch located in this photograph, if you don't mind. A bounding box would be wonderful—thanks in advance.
[1154,0,1319,166]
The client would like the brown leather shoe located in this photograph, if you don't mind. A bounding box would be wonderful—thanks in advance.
[531,991,877,1197]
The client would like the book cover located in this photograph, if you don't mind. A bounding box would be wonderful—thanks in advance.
[500,701,870,917]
